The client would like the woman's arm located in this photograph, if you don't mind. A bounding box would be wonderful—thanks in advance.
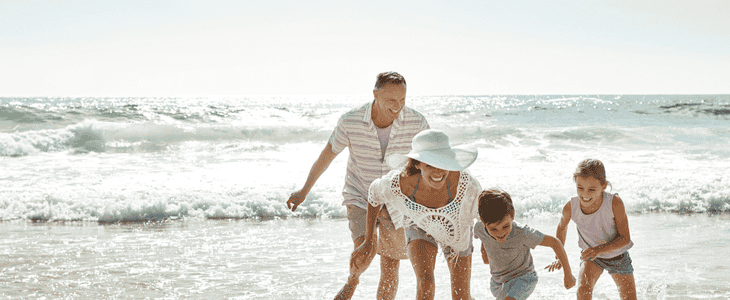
[351,203,382,273]
[363,203,382,243]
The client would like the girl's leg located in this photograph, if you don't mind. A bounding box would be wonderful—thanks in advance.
[446,254,472,300]
[577,260,604,300]
[378,256,400,300]
[408,239,439,300]
[610,274,637,300]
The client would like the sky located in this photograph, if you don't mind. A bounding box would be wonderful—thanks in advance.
[0,0,728,96]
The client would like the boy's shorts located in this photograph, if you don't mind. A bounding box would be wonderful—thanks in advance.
[582,251,634,276]
[490,271,538,300]
[405,223,473,258]
[346,205,408,260]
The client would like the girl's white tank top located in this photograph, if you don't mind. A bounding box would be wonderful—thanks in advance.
[570,191,633,259]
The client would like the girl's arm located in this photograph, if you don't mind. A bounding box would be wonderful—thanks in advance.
[556,201,571,246]
[546,202,571,272]
[581,195,632,261]
[540,235,576,289]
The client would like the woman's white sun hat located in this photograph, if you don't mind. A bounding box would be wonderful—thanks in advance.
[387,129,478,171]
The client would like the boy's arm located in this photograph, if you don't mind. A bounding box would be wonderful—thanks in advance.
[581,195,632,261]
[287,143,338,211]
[480,244,489,264]
[540,235,576,289]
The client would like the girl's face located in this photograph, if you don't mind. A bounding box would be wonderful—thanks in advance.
[416,162,449,190]
[575,176,607,208]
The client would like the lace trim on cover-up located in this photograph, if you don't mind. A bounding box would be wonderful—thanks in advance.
[368,169,482,256]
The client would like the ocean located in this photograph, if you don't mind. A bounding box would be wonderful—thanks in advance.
[1,95,729,299]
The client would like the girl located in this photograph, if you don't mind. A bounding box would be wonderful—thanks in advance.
[351,129,481,300]
[547,159,636,300]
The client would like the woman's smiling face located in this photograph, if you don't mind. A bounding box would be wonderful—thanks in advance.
[416,162,449,190]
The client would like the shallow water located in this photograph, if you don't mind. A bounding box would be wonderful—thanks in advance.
[2,213,728,299]
[2,95,729,298]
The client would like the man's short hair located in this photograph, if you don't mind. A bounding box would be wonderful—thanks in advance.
[374,71,407,90]
[478,189,515,225]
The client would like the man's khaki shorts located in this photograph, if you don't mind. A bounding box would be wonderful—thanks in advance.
[347,205,408,260]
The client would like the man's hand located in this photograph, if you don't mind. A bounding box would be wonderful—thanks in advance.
[286,189,307,211]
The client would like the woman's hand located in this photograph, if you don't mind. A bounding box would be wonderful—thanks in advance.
[350,238,377,276]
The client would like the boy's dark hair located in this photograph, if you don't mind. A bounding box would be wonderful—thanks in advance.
[478,189,515,225]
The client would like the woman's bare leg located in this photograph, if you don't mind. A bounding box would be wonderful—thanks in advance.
[446,254,472,300]
[408,239,438,300]
[377,255,400,300]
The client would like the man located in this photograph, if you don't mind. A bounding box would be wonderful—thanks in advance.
[287,71,429,300]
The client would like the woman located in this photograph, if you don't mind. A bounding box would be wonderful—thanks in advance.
[352,129,481,300]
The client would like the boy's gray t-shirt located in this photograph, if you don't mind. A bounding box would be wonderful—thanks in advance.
[474,221,545,284]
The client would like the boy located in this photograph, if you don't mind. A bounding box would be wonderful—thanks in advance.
[474,189,576,300]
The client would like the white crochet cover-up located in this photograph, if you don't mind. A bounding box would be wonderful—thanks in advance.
[368,169,482,255]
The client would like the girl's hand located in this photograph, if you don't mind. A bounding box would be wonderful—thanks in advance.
[350,239,377,276]
[580,246,602,261]
[545,260,562,272]
[564,273,576,289]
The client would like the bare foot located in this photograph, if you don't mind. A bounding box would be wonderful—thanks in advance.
[334,276,359,300]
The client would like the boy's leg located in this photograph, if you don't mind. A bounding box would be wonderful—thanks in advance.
[577,260,604,300]
[610,274,637,300]
[408,239,438,300]
[446,254,472,300]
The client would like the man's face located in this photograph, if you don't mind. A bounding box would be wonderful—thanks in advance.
[484,214,514,243]
[373,83,406,124]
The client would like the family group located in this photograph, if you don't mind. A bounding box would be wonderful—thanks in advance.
[287,72,636,300]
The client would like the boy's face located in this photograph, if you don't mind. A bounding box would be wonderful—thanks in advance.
[485,214,514,243]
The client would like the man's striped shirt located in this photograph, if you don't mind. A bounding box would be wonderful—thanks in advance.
[329,101,430,209]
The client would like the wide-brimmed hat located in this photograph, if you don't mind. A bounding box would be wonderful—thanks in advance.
[387,129,478,171]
